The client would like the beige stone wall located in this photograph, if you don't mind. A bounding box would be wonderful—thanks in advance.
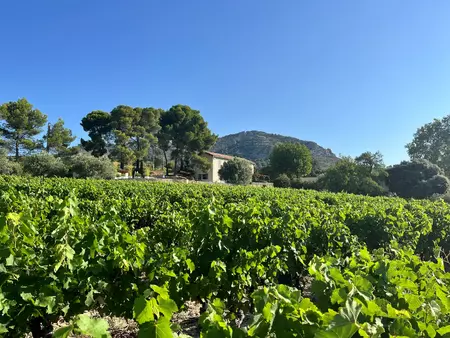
[211,158,227,182]
[195,154,255,183]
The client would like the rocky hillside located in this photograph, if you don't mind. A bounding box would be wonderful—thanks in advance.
[211,130,339,170]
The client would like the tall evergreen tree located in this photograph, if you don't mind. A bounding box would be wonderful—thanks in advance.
[0,98,47,160]
[110,105,161,175]
[44,118,76,154]
[158,105,217,174]
[80,110,113,157]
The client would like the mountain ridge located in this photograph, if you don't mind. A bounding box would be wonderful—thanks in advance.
[211,130,339,170]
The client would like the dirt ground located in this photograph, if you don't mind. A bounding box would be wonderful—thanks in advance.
[44,301,202,338]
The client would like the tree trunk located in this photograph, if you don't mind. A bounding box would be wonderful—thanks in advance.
[46,123,51,153]
[163,151,169,176]
[152,146,156,169]
[173,156,179,175]
[15,140,19,161]
[135,137,140,179]
[133,159,140,178]
[180,156,185,172]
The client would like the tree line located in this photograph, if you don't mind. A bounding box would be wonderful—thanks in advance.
[3,96,450,201]
[80,104,217,176]
[0,98,76,159]
[266,117,450,201]
[0,98,217,178]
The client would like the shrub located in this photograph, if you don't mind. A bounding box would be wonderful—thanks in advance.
[23,153,67,177]
[273,174,291,188]
[290,178,318,190]
[427,175,450,194]
[67,153,116,179]
[252,172,270,183]
[0,150,22,175]
[387,160,449,198]
[0,159,22,175]
[414,175,450,199]
[318,158,387,196]
[218,158,253,185]
[430,192,450,203]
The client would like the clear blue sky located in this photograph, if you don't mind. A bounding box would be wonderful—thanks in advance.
[1,1,450,165]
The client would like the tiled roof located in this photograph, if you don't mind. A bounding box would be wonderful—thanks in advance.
[203,151,256,165]
[203,151,234,161]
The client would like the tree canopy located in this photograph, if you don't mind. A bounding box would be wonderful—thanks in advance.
[44,118,76,154]
[218,157,253,185]
[387,159,450,199]
[110,105,162,174]
[319,155,387,196]
[269,142,312,178]
[355,151,384,173]
[80,110,113,157]
[0,98,48,159]
[406,115,450,174]
[159,105,217,173]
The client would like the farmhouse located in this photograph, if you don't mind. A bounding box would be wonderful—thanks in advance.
[195,151,255,183]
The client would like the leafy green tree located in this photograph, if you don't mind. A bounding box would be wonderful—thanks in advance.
[159,105,217,174]
[269,143,312,178]
[23,153,68,177]
[190,153,211,173]
[387,159,450,198]
[355,151,384,174]
[67,152,116,179]
[218,158,253,185]
[80,110,113,157]
[319,156,386,196]
[44,118,76,154]
[110,105,161,176]
[406,115,450,174]
[0,98,47,160]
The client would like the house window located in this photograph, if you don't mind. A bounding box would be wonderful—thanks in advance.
[202,174,208,180]
[197,174,202,180]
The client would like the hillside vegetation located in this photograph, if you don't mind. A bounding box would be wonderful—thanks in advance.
[2,176,450,337]
[212,130,339,170]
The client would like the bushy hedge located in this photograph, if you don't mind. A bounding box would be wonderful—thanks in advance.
[273,174,291,188]
[0,151,22,175]
[20,152,116,180]
[218,158,253,185]
[67,153,116,179]
[387,160,450,199]
[318,158,387,196]
[290,178,318,190]
[23,153,68,177]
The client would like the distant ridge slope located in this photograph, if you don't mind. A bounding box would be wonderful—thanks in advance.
[211,130,339,170]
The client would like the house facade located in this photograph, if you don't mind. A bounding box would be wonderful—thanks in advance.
[195,151,255,183]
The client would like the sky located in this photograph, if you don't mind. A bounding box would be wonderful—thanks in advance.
[1,1,450,165]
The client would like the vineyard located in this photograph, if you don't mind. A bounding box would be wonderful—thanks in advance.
[1,176,450,337]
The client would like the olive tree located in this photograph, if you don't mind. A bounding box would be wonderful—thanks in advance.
[218,158,253,185]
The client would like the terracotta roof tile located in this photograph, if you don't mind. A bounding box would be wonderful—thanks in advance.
[203,151,234,160]
[203,151,255,165]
